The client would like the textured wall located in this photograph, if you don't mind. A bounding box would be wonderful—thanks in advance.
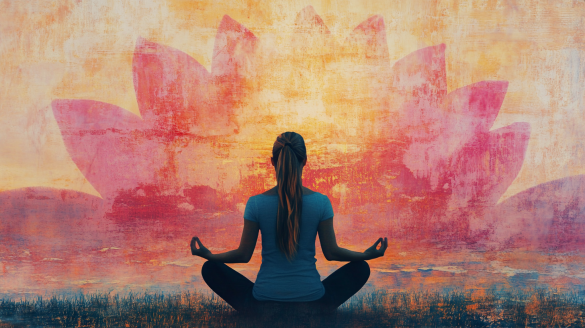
[1,0,585,295]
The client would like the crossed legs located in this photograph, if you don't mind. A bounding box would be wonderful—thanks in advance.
[201,260,255,312]
[201,260,370,313]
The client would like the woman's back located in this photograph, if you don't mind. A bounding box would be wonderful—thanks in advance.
[244,190,334,301]
[192,131,384,313]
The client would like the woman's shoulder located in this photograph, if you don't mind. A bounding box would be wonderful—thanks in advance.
[257,186,321,197]
[302,187,317,196]
[259,187,278,196]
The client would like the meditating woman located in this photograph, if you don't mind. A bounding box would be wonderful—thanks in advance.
[190,131,388,314]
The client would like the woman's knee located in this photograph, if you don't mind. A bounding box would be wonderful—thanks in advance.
[351,260,370,281]
[201,260,218,280]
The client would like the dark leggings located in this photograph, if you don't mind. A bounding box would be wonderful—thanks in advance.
[201,260,370,314]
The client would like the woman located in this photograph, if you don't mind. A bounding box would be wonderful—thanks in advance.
[190,132,388,314]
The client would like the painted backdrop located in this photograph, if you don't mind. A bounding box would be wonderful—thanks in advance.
[1,0,585,296]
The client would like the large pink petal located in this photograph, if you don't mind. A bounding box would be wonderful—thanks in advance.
[380,45,447,136]
[391,43,447,108]
[287,6,336,106]
[434,81,510,165]
[391,43,447,140]
[390,45,448,186]
[132,37,232,136]
[52,99,143,130]
[449,122,530,210]
[367,123,529,246]
[344,15,389,63]
[443,80,508,134]
[209,15,258,134]
[488,175,585,252]
[211,15,258,78]
[401,81,510,188]
[52,99,163,198]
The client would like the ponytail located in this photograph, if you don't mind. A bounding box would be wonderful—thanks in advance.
[273,132,306,261]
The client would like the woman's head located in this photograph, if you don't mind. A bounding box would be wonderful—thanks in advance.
[271,132,307,261]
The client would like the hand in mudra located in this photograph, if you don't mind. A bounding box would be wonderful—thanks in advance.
[190,237,212,259]
[364,237,388,259]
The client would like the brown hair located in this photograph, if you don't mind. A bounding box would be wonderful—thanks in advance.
[273,132,307,261]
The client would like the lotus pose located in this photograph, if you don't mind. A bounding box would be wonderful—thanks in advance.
[190,132,388,314]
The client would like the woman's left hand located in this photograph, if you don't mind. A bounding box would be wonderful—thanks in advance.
[190,237,212,259]
[363,237,388,260]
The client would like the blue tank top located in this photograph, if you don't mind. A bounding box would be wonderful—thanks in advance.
[243,192,334,302]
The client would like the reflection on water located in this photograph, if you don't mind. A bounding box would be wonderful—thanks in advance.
[2,246,585,298]
[3,187,585,298]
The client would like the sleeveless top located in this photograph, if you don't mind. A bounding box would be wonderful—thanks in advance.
[243,192,334,301]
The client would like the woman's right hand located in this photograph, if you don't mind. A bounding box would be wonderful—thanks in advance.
[190,237,212,259]
[363,237,388,260]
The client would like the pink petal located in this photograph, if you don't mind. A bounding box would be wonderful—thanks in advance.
[287,6,335,104]
[52,99,162,198]
[133,37,224,136]
[341,15,392,136]
[442,80,508,133]
[210,15,258,134]
[390,44,448,185]
[52,99,143,130]
[449,122,530,209]
[401,81,510,187]
[391,43,447,107]
[294,6,330,34]
[291,6,334,54]
[489,175,585,251]
[211,15,258,78]
[344,15,389,62]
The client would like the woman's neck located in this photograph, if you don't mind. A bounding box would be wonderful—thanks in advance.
[261,186,315,196]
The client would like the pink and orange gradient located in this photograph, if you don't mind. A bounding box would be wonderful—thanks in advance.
[2,5,585,296]
[48,8,533,247]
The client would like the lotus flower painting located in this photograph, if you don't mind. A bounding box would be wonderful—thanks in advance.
[2,1,585,326]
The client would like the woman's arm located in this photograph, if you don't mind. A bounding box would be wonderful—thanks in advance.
[317,217,387,261]
[190,219,260,263]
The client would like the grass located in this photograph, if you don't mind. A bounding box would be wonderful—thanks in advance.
[1,288,585,327]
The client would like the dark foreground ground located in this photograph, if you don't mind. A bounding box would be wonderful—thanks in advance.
[1,288,585,327]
